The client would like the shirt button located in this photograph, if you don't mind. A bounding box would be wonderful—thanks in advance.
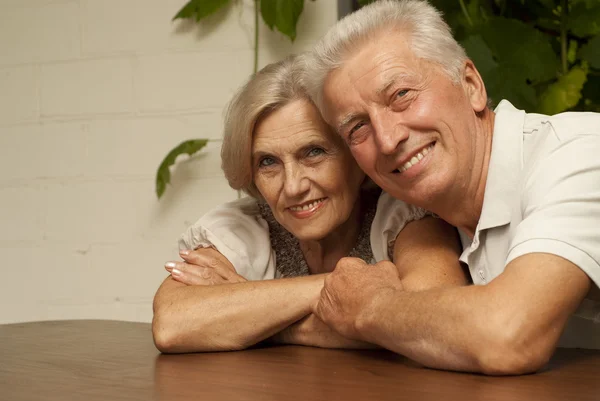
[479,270,486,283]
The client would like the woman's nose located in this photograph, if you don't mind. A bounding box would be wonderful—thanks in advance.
[283,164,310,198]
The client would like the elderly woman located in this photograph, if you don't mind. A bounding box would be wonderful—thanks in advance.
[152,55,468,353]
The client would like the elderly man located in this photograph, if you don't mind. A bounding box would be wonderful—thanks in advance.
[305,0,600,375]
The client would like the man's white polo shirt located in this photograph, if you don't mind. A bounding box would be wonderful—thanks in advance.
[459,100,600,348]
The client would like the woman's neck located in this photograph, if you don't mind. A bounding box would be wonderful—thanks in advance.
[299,197,363,275]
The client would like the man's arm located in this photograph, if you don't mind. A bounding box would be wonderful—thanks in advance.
[392,216,469,290]
[276,216,469,347]
[316,252,591,375]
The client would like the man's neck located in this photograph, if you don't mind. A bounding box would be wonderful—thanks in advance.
[435,108,496,239]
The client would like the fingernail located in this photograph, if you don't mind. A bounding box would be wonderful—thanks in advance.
[165,261,176,271]
[171,268,182,277]
[179,249,190,256]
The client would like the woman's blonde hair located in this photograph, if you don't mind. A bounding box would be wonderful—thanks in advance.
[221,54,310,198]
[304,0,468,111]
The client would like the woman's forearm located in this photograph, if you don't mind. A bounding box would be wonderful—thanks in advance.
[152,274,325,353]
[272,313,377,349]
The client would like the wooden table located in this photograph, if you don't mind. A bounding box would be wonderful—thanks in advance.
[1,320,599,401]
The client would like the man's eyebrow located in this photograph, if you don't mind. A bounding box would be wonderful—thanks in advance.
[375,73,411,97]
[337,112,361,134]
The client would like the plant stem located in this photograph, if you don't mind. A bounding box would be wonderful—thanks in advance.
[459,0,473,27]
[560,0,568,74]
[254,0,259,75]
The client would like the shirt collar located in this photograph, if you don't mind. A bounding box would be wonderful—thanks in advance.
[476,100,525,232]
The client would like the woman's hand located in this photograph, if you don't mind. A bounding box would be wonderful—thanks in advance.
[165,248,247,286]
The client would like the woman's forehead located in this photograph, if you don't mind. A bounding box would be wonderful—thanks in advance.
[252,100,338,152]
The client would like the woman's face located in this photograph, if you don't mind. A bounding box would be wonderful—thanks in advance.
[252,99,365,241]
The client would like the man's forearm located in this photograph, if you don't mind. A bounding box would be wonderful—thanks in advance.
[356,286,487,372]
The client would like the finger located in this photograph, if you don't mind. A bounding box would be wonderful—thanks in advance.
[180,249,239,280]
[165,261,226,286]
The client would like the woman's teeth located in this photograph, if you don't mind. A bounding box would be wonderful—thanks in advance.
[290,198,325,212]
[398,144,434,173]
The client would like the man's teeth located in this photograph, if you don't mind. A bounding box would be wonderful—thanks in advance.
[398,144,433,173]
[290,198,325,212]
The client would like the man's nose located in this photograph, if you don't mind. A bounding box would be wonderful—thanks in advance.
[372,111,409,155]
[283,163,310,198]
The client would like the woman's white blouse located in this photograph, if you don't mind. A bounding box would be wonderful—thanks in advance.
[179,192,427,281]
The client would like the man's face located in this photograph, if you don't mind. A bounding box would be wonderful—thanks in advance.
[321,30,486,209]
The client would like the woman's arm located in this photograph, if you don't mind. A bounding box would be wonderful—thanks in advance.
[274,216,468,347]
[152,248,326,353]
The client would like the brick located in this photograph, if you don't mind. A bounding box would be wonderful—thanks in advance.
[0,65,38,124]
[0,1,80,66]
[0,186,45,241]
[0,122,88,180]
[85,115,223,177]
[88,241,176,298]
[82,0,250,56]
[0,244,91,323]
[44,176,237,243]
[41,58,134,117]
[134,51,253,112]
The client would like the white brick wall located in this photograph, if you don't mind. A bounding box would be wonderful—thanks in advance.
[0,0,337,324]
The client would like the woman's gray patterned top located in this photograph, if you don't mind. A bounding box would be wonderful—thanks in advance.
[257,189,381,277]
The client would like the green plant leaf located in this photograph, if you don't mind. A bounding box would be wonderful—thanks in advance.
[155,139,209,199]
[260,0,303,41]
[480,16,559,84]
[581,73,600,112]
[173,0,231,22]
[568,1,600,38]
[461,34,497,76]
[485,65,538,111]
[567,40,579,64]
[260,0,276,29]
[538,65,588,115]
[580,35,600,69]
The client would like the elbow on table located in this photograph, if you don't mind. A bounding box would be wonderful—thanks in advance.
[475,322,555,376]
[152,314,249,353]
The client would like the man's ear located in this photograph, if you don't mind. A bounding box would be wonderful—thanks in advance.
[463,60,488,113]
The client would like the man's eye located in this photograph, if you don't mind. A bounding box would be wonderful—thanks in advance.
[307,147,325,157]
[396,89,409,98]
[259,157,275,167]
[349,121,366,136]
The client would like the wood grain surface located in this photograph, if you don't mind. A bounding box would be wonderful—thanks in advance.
[1,320,599,401]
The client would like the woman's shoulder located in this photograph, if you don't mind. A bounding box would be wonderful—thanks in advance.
[370,192,429,261]
[178,196,276,280]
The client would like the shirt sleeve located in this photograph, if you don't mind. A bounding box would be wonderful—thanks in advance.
[370,192,429,262]
[178,197,277,281]
[507,134,600,292]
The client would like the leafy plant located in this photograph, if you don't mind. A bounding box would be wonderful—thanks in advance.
[358,0,600,114]
[156,0,311,198]
[440,0,600,113]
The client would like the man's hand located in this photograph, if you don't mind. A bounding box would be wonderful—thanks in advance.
[165,248,247,286]
[315,257,403,340]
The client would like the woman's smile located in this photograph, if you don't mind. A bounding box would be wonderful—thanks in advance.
[287,197,328,219]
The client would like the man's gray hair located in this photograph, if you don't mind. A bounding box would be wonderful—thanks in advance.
[304,0,468,111]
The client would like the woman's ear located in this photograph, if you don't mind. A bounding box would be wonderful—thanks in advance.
[463,60,488,113]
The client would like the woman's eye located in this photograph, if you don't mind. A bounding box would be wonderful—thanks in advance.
[259,157,275,167]
[307,147,325,157]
